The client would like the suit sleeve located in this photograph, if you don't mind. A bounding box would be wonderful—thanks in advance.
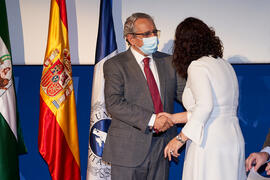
[175,72,186,103]
[165,55,185,103]
[181,62,213,146]
[103,60,152,133]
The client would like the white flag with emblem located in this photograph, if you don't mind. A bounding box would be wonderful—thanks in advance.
[86,0,118,179]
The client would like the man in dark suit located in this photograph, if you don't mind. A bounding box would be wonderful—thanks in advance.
[246,129,270,174]
[102,12,185,180]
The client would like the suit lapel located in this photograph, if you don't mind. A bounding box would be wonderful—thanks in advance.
[125,49,147,84]
[125,49,166,111]
[125,49,154,108]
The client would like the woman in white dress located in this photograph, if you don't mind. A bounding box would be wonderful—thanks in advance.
[161,17,246,180]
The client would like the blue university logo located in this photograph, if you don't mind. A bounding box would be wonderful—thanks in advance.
[90,119,111,157]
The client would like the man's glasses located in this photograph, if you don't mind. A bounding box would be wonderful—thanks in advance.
[131,29,160,38]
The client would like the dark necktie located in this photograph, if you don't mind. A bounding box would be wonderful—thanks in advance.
[143,58,163,114]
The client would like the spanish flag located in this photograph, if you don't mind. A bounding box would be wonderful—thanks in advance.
[38,0,81,179]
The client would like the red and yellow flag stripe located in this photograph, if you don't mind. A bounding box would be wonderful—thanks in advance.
[38,0,81,179]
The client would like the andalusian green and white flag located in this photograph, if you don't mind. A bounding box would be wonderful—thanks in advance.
[0,0,27,179]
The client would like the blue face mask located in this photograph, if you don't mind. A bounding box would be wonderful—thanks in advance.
[139,36,159,55]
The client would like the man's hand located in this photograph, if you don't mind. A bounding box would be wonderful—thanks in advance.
[153,115,174,132]
[245,152,270,172]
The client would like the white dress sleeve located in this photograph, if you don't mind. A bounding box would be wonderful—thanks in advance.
[182,61,213,146]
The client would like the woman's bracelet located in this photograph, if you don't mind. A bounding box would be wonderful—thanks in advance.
[176,135,186,144]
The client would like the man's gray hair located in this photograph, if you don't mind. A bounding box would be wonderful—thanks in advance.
[123,12,156,37]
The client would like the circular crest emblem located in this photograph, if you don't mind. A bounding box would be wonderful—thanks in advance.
[90,119,111,157]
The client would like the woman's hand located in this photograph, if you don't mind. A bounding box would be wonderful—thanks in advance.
[164,137,184,161]
[157,112,187,124]
[157,112,174,123]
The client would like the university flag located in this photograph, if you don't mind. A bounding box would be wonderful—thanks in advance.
[86,0,117,179]
[38,0,81,179]
[0,1,27,179]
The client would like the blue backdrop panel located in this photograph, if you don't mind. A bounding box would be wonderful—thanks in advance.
[12,64,270,180]
[14,65,93,180]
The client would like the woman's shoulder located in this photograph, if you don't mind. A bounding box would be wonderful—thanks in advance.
[188,56,222,75]
[191,56,227,67]
[197,56,216,63]
[189,56,211,68]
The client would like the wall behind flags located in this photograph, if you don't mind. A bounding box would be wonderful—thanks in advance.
[5,0,270,65]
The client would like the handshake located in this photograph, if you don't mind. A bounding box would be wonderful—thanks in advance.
[153,112,187,132]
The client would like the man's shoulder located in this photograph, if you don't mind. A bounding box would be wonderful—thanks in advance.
[104,50,129,66]
[103,50,135,73]
[105,50,130,63]
[153,51,173,68]
[153,51,172,64]
[153,51,171,59]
